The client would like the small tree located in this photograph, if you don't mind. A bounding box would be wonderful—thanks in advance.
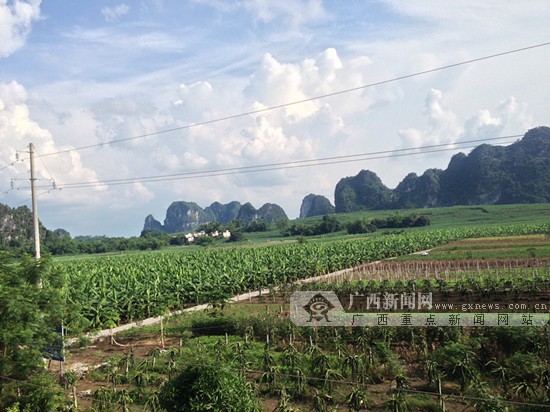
[229,230,246,242]
[422,359,444,387]
[1,373,65,412]
[0,254,66,411]
[433,342,479,392]
[159,361,261,411]
[486,359,511,398]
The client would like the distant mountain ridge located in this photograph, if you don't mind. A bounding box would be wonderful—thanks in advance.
[148,127,550,232]
[333,126,550,212]
[144,200,288,233]
[206,201,241,224]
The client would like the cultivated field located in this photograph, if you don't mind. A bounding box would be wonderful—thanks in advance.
[50,216,550,411]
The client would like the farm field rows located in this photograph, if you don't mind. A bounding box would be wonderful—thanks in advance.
[393,234,550,261]
[59,234,550,411]
[52,224,550,333]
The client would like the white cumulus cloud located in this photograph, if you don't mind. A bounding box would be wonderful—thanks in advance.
[0,81,103,203]
[398,88,460,148]
[398,88,533,149]
[0,0,41,57]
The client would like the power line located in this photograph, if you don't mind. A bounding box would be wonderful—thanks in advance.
[20,134,519,191]
[0,160,17,172]
[4,39,547,195]
[28,40,550,160]
[0,148,28,176]
[2,40,546,197]
[15,189,57,207]
[0,149,32,197]
[34,147,57,189]
[1,148,56,200]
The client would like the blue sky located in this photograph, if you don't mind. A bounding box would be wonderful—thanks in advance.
[1,0,549,236]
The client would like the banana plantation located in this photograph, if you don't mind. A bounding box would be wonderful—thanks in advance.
[1,223,550,411]
[53,224,550,333]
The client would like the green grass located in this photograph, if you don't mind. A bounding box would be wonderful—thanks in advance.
[113,303,286,340]
[248,203,550,244]
[420,203,550,228]
[393,234,550,261]
[298,203,550,229]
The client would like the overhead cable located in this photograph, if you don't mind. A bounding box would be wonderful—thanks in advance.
[22,134,520,191]
[30,41,550,159]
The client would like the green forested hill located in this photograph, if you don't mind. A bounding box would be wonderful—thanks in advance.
[0,204,51,254]
[335,126,550,212]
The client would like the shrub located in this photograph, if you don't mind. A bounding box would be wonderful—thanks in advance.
[244,220,268,232]
[194,236,214,247]
[159,361,261,411]
[228,231,246,242]
[0,373,65,412]
[347,219,377,234]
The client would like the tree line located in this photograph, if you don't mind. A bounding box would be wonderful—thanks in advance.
[284,213,430,237]
[0,213,429,257]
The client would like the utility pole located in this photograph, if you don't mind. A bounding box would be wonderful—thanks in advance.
[29,143,41,259]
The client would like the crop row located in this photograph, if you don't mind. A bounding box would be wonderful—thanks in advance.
[296,266,550,299]
[51,223,550,331]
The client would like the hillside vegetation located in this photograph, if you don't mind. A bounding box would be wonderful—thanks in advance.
[334,126,550,212]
